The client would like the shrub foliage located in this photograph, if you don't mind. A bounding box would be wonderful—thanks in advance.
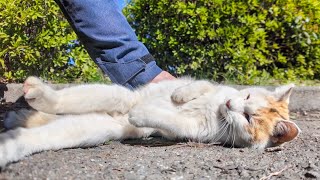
[0,0,102,83]
[1,0,319,84]
[125,0,320,84]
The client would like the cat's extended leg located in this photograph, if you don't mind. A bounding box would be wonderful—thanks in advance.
[129,105,210,140]
[0,113,153,168]
[4,109,58,129]
[23,76,139,114]
[171,80,217,104]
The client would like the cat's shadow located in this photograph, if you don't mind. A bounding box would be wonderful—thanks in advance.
[121,137,180,147]
[121,137,228,148]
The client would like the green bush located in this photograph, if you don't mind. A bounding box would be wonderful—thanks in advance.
[0,0,104,83]
[125,0,320,84]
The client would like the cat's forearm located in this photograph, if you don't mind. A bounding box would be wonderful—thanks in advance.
[129,105,204,140]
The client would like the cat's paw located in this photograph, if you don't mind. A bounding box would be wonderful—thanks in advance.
[23,76,46,100]
[128,115,145,128]
[128,108,148,127]
[23,77,57,113]
[171,87,196,104]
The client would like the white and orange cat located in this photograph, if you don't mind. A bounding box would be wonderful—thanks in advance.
[0,76,300,167]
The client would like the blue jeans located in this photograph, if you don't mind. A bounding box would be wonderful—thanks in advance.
[55,0,162,89]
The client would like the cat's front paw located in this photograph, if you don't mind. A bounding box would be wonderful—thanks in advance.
[128,108,148,127]
[171,87,196,104]
[23,76,45,100]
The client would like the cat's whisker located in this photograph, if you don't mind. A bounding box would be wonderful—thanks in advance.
[223,111,235,147]
[216,119,227,132]
[222,126,231,147]
[232,123,236,148]
[218,115,226,122]
[211,124,225,143]
[212,121,229,143]
[222,118,232,146]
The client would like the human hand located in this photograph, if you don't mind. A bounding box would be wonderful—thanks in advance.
[150,71,176,83]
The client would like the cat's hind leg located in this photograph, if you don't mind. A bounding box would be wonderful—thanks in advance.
[23,76,139,115]
[4,109,58,129]
[0,113,153,168]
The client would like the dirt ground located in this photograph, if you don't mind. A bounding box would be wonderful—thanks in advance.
[0,101,319,180]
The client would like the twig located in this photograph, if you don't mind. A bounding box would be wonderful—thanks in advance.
[259,166,289,180]
[245,165,268,171]
[265,146,284,152]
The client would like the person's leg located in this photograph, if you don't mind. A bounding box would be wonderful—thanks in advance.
[54,0,173,88]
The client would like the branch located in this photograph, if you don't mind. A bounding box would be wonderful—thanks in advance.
[259,166,289,180]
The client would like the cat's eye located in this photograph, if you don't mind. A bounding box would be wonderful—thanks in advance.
[243,112,250,122]
[245,94,250,100]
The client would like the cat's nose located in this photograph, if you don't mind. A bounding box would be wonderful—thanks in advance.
[226,99,231,109]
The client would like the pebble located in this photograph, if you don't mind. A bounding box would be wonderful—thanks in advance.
[305,171,320,178]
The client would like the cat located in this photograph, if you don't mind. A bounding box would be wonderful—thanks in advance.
[0,76,300,168]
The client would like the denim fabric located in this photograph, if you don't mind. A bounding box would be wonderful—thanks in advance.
[55,0,162,88]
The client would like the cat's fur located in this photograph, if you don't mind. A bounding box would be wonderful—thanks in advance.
[0,76,300,168]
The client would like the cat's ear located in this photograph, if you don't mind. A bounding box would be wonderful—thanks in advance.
[271,120,300,144]
[274,84,295,103]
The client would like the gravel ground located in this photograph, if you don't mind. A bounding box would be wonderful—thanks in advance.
[0,101,319,179]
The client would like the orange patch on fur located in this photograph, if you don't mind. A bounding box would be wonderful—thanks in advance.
[245,98,290,143]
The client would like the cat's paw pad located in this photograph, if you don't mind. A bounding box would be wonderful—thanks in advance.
[23,76,45,100]
[171,87,195,104]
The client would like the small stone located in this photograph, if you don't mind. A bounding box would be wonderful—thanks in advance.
[302,110,308,116]
[240,170,249,177]
[305,171,320,178]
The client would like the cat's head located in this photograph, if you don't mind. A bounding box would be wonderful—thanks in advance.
[219,84,300,149]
